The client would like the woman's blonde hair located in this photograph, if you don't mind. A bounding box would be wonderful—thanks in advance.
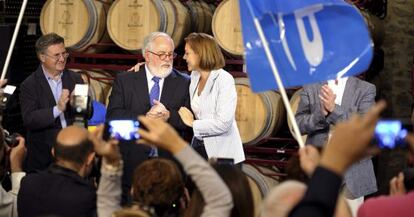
[184,32,225,71]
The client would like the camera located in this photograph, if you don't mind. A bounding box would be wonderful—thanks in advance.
[103,120,140,141]
[70,84,91,128]
[373,120,412,149]
[0,85,16,123]
[4,131,19,147]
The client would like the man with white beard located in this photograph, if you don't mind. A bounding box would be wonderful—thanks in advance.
[106,32,191,205]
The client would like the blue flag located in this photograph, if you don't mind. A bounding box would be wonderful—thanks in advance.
[239,0,373,92]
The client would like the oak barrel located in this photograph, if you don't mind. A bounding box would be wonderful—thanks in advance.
[40,0,112,52]
[212,0,244,56]
[243,164,279,217]
[288,89,308,143]
[235,78,285,146]
[107,0,190,52]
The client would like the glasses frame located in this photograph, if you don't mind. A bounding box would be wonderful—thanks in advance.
[42,52,70,61]
[147,50,177,61]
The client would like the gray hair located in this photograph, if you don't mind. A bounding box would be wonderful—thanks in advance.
[141,32,174,55]
[35,33,65,55]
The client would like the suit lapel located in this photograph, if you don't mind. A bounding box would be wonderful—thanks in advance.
[341,77,356,110]
[202,70,220,97]
[160,70,178,107]
[35,66,57,107]
[189,71,200,100]
[134,68,151,108]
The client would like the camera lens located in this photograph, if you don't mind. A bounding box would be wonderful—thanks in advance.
[4,133,19,147]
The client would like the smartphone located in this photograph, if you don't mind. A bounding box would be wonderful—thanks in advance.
[103,120,140,141]
[373,120,412,149]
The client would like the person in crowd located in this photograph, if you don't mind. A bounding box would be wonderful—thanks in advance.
[17,126,96,217]
[20,33,85,172]
[357,134,414,217]
[295,76,377,214]
[131,158,186,216]
[106,32,191,204]
[262,180,351,217]
[185,162,254,217]
[94,115,233,217]
[177,32,245,164]
[289,100,386,217]
[0,127,26,217]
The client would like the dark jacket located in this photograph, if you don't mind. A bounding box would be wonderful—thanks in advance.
[17,164,96,217]
[106,68,191,204]
[20,65,84,172]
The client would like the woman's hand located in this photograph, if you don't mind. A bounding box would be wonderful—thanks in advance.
[178,107,194,127]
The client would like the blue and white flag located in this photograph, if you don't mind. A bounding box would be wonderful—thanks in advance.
[239,0,373,92]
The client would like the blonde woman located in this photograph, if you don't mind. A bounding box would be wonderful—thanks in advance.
[178,33,245,165]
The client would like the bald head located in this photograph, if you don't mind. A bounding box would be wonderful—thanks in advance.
[57,126,89,146]
[54,126,93,166]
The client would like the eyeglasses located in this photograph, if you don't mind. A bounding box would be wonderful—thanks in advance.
[43,52,70,61]
[147,51,177,60]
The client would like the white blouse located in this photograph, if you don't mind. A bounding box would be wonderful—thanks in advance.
[191,85,202,119]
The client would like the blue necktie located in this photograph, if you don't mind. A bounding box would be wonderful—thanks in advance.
[149,77,160,106]
[148,76,160,157]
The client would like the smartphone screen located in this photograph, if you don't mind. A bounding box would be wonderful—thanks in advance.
[374,120,410,149]
[104,120,140,141]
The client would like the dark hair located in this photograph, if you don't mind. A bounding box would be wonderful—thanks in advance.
[53,138,93,166]
[132,158,184,216]
[35,33,65,55]
[184,32,225,71]
[185,164,254,217]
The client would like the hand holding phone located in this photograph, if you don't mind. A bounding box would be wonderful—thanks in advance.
[103,120,140,141]
[373,120,412,149]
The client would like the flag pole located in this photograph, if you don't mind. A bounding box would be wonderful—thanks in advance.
[244,0,305,148]
[1,0,29,80]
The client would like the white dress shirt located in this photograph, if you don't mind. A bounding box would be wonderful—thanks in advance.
[327,77,348,106]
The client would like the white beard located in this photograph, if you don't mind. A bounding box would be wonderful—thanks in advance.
[147,64,172,78]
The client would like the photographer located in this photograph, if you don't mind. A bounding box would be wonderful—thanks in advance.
[0,127,26,217]
[357,133,414,217]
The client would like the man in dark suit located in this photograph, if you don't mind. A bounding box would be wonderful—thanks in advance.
[20,33,84,173]
[106,32,191,204]
[17,126,96,217]
[295,76,377,214]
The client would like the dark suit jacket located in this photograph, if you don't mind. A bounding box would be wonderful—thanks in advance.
[17,164,96,217]
[106,68,191,204]
[20,65,84,172]
[106,68,190,129]
[295,77,377,198]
